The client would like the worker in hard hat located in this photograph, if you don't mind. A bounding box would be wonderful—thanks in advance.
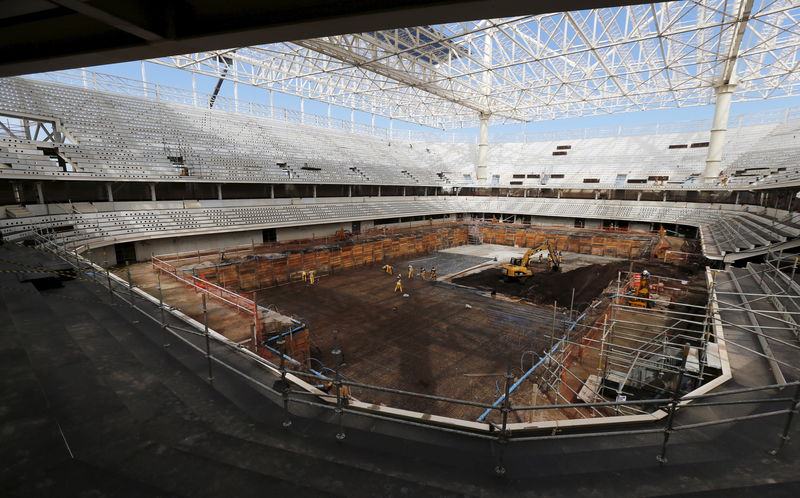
[407,264,414,278]
[420,267,427,280]
[394,275,403,293]
[429,267,437,280]
[383,264,393,275]
[309,270,316,285]
[301,270,308,282]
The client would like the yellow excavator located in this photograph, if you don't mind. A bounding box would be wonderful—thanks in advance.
[628,270,652,308]
[501,240,560,281]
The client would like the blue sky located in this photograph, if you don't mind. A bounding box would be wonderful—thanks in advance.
[81,60,800,138]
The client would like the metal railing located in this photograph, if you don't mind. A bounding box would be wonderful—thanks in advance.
[23,235,800,476]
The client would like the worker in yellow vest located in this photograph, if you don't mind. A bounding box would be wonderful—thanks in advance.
[309,270,316,285]
[382,264,393,275]
[301,270,308,282]
[429,267,437,281]
[394,275,403,293]
[420,267,427,280]
[407,264,414,278]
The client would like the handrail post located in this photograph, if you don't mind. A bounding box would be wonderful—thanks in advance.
[202,294,213,384]
[770,383,800,456]
[495,356,514,477]
[278,338,292,428]
[657,371,684,464]
[332,330,346,441]
[126,268,135,311]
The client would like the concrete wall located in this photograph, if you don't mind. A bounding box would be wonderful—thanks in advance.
[85,245,117,267]
[133,230,263,261]
[630,222,652,233]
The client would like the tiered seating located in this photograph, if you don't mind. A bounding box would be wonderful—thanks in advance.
[0,78,446,185]
[2,197,796,260]
[426,123,780,187]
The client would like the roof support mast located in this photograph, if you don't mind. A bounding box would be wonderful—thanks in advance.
[476,25,493,181]
[703,0,754,183]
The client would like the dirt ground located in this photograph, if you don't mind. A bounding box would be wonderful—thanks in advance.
[453,260,704,312]
[256,263,569,421]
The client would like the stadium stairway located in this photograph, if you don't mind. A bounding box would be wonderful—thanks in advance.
[2,243,800,497]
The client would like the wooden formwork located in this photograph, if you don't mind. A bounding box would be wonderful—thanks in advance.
[195,227,469,292]
[477,225,653,259]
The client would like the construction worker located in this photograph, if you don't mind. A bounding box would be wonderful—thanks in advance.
[309,270,316,285]
[382,264,393,275]
[301,270,308,282]
[429,267,437,280]
[421,267,427,280]
[538,253,543,264]
[394,275,403,293]
[407,264,414,279]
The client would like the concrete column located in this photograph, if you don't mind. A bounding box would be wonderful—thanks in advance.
[557,190,561,199]
[703,82,737,182]
[377,186,381,197]
[403,187,406,197]
[192,72,197,106]
[140,61,148,96]
[663,191,668,201]
[35,182,44,204]
[270,184,275,199]
[313,184,317,198]
[637,191,642,201]
[594,190,599,200]
[149,183,157,201]
[348,185,352,197]
[735,191,740,205]
[11,182,22,203]
[106,183,114,202]
[217,184,223,200]
[476,113,490,181]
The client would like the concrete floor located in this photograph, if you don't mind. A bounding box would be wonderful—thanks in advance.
[441,243,624,275]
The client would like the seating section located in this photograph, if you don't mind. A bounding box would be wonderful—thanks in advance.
[0,78,447,185]
[425,123,782,187]
[722,121,800,186]
[3,197,797,260]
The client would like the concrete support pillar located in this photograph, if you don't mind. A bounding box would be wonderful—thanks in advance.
[35,182,44,204]
[106,183,114,202]
[735,191,740,205]
[703,82,737,182]
[11,182,22,203]
[217,184,223,200]
[270,184,275,199]
[313,184,317,198]
[557,190,561,199]
[524,189,528,198]
[403,187,407,196]
[594,190,599,200]
[377,186,381,197]
[476,113,490,181]
[140,61,148,96]
[348,185,352,197]
[663,191,668,202]
[192,73,197,106]
[637,191,642,201]
[149,183,157,202]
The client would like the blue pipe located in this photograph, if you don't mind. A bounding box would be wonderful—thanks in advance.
[476,301,605,422]
[265,324,306,343]
[263,345,329,380]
